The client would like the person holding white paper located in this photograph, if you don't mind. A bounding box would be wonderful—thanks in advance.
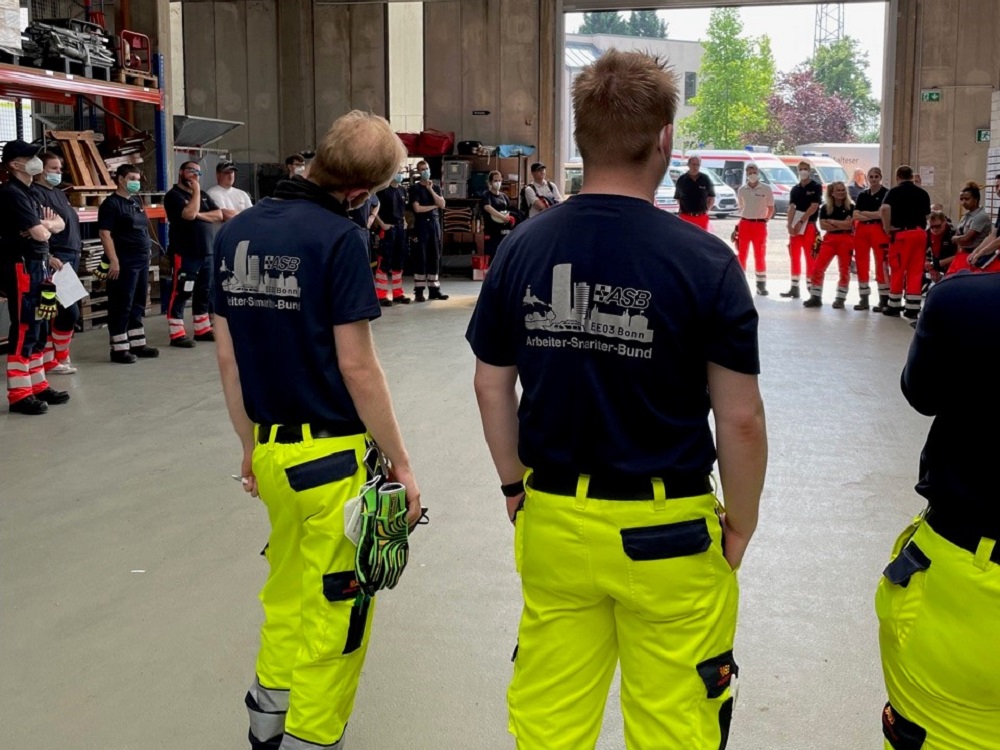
[32,152,82,374]
[781,160,823,300]
[97,165,159,364]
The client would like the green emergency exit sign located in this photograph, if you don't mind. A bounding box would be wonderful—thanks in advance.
[977,129,991,143]
[920,90,941,103]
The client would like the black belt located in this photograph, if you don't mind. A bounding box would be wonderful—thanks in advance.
[826,230,851,235]
[897,226,924,232]
[861,219,882,225]
[529,470,712,501]
[257,422,363,444]
[925,508,1000,564]
[740,218,768,223]
[682,211,707,217]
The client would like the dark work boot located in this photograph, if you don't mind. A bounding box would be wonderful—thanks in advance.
[903,309,920,320]
[832,298,846,309]
[9,396,48,415]
[872,294,890,313]
[854,296,870,311]
[882,306,902,318]
[111,349,139,364]
[131,345,160,358]
[802,295,822,308]
[428,288,450,301]
[756,282,769,296]
[780,285,801,299]
[36,386,70,405]
[413,289,426,303]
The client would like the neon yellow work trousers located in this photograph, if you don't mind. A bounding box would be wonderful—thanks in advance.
[245,426,374,750]
[876,515,1000,749]
[509,474,740,750]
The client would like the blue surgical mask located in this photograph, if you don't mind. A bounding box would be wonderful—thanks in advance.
[394,173,403,183]
[126,180,141,195]
[420,169,430,181]
[44,172,62,187]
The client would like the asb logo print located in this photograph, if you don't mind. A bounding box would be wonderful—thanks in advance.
[219,240,302,310]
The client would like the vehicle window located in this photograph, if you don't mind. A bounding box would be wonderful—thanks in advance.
[759,167,798,185]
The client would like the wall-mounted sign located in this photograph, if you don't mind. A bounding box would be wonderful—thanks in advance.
[472,110,491,116]
[920,90,941,103]
[918,166,935,186]
[976,129,991,143]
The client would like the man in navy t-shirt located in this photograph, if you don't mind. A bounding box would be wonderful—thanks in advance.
[467,50,767,750]
[213,111,422,750]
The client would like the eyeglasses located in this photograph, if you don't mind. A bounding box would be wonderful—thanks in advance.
[183,168,201,175]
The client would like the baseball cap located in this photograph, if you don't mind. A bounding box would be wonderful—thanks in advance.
[530,162,546,173]
[2,139,40,165]
[216,160,237,172]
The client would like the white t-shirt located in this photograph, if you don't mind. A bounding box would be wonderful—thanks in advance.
[737,182,774,220]
[207,185,253,215]
[525,180,563,218]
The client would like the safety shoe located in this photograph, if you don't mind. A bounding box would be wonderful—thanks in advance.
[832,298,845,309]
[779,287,801,299]
[854,297,870,311]
[882,307,902,318]
[394,296,412,305]
[111,350,138,364]
[756,283,769,296]
[872,295,890,313]
[903,309,919,320]
[428,289,450,301]
[379,298,393,308]
[413,290,426,303]
[194,331,215,342]
[9,396,48,415]
[36,386,70,405]
[50,362,78,374]
[131,345,160,358]
[909,320,918,329]
[170,337,196,348]
[802,295,822,308]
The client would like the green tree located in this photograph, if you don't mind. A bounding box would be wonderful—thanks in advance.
[578,12,629,35]
[683,9,776,149]
[627,11,668,39]
[812,37,881,140]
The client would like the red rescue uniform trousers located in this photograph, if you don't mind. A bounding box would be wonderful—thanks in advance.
[679,213,710,231]
[788,222,818,279]
[810,232,855,299]
[887,229,926,308]
[854,221,890,290]
[736,219,768,273]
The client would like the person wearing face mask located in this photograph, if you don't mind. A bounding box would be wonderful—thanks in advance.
[735,165,774,296]
[782,160,823,299]
[96,165,159,363]
[32,152,82,374]
[467,50,765,750]
[348,191,380,268]
[164,160,224,347]
[481,170,514,267]
[409,159,449,301]
[804,181,856,309]
[0,139,70,415]
[880,165,932,318]
[212,110,422,750]
[853,167,891,311]
[373,169,411,306]
[284,153,307,179]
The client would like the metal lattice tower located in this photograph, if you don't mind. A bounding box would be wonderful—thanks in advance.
[814,4,846,52]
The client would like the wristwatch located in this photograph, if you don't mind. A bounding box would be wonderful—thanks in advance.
[501,480,525,498]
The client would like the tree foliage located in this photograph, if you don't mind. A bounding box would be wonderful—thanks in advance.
[812,37,881,139]
[627,11,668,39]
[742,69,853,152]
[578,12,629,35]
[682,9,775,149]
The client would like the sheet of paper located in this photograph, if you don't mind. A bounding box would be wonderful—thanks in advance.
[791,210,807,235]
[51,264,88,307]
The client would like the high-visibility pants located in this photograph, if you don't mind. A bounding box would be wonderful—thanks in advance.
[876,514,1000,749]
[887,229,926,312]
[737,218,768,285]
[2,260,49,405]
[788,223,818,283]
[680,213,710,231]
[509,474,739,750]
[167,254,213,340]
[810,232,855,302]
[247,427,375,750]
[854,222,890,297]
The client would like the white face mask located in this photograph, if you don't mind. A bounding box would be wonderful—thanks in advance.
[747,173,759,184]
[23,157,44,176]
[799,170,811,180]
[491,181,501,190]
[293,165,305,176]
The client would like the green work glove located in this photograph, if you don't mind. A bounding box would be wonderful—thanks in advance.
[355,481,410,596]
[37,282,58,321]
[93,257,110,281]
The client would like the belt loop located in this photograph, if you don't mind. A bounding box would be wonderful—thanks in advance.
[652,478,667,511]
[575,474,590,511]
[302,423,314,447]
[254,424,261,444]
[267,424,278,451]
[974,537,997,571]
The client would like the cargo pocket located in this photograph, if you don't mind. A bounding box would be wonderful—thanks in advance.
[620,519,717,617]
[321,571,370,656]
[875,541,930,650]
[696,650,739,700]
[285,450,358,492]
[882,702,926,749]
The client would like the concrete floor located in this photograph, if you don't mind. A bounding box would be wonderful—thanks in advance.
[0,269,931,750]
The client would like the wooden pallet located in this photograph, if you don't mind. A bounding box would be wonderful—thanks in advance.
[46,130,116,196]
[68,191,111,208]
[113,68,158,87]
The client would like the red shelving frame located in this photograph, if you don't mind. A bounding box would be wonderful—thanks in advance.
[0,62,162,106]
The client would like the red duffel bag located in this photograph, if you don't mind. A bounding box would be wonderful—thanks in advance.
[396,132,420,155]
[418,128,455,156]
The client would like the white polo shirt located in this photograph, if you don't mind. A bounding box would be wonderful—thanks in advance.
[737,182,774,220]
[207,184,253,215]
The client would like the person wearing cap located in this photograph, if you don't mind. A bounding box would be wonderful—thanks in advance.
[674,155,715,231]
[207,160,253,221]
[213,110,422,750]
[523,162,563,219]
[97,164,160,364]
[165,160,224,347]
[285,154,306,179]
[32,151,82,374]
[0,139,71,415]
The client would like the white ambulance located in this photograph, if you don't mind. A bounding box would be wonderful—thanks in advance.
[685,149,799,215]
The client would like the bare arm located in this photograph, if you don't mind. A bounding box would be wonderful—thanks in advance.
[483,204,509,222]
[473,359,526,522]
[40,206,64,234]
[880,204,893,234]
[98,229,119,266]
[198,209,225,224]
[431,186,446,209]
[708,363,767,570]
[214,316,259,497]
[969,229,1000,263]
[220,209,239,221]
[336,319,422,525]
[180,184,200,221]
[25,223,51,242]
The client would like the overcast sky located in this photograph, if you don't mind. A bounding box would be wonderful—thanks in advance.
[566,3,887,99]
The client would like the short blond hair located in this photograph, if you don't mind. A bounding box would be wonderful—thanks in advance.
[308,111,406,193]
[572,49,678,167]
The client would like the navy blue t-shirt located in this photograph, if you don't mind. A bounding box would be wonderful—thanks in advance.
[466,193,760,478]
[376,184,407,226]
[32,183,81,265]
[213,192,381,427]
[97,193,152,267]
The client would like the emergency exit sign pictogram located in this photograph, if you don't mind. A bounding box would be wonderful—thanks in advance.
[920,90,941,103]
[976,129,991,143]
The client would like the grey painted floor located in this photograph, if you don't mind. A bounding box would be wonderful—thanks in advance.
[1,276,928,749]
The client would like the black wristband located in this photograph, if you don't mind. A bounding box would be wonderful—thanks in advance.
[501,480,525,498]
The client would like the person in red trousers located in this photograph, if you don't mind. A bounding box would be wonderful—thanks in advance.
[804,181,856,309]
[781,160,822,299]
[852,167,891,311]
[881,165,931,319]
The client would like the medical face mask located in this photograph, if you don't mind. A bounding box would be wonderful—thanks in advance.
[799,170,811,180]
[126,180,141,194]
[23,157,44,176]
[747,173,759,185]
[44,172,62,186]
[294,165,305,175]
[492,181,501,190]
[420,169,430,181]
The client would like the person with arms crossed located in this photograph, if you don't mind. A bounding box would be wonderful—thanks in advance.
[207,160,253,220]
[735,163,774,296]
[213,111,422,750]
[853,167,891,311]
[523,162,562,219]
[481,169,515,267]
[467,50,767,750]
[409,159,448,301]
[804,181,856,309]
